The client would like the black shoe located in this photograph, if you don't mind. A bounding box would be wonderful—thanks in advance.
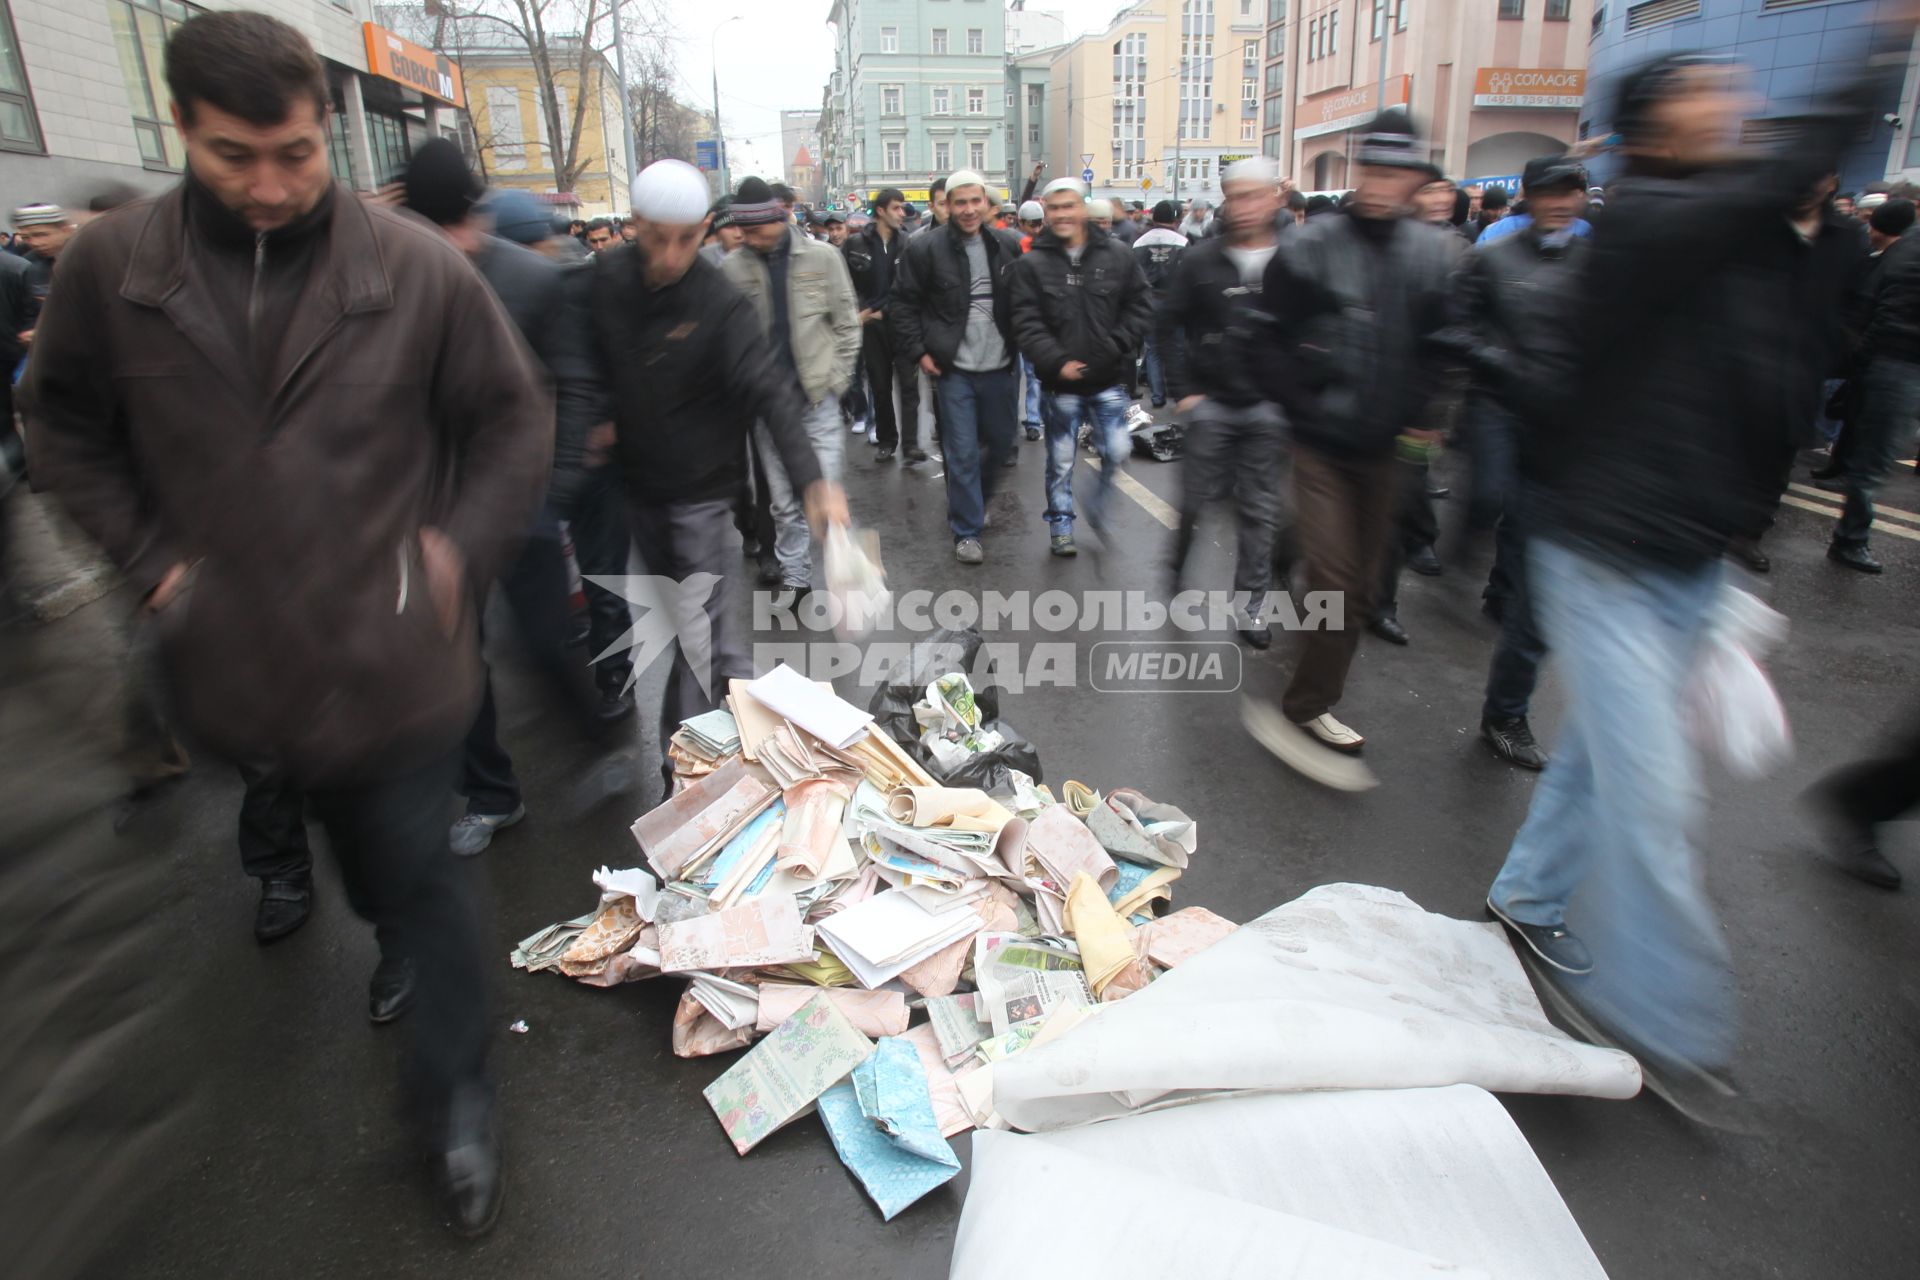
[1482,715,1548,770]
[1726,538,1770,574]
[595,685,634,725]
[1407,545,1443,577]
[1809,461,1842,481]
[369,956,417,1025]
[755,557,782,586]
[1481,595,1506,624]
[1827,541,1883,574]
[1024,425,1041,441]
[904,447,929,463]
[1486,897,1593,974]
[1242,623,1272,651]
[1424,483,1450,499]
[876,446,896,461]
[1369,614,1409,645]
[439,1082,504,1237]
[1812,475,1847,494]
[1002,451,1018,467]
[254,877,313,944]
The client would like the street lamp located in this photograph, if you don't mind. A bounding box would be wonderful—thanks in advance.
[712,15,743,196]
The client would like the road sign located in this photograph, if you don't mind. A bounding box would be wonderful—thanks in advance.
[1141,176,1153,190]
[1080,153,1095,167]
[1081,167,1095,184]
[694,140,719,172]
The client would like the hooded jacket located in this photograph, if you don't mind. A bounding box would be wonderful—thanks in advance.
[1007,225,1154,392]
[1258,211,1461,454]
[892,220,1023,372]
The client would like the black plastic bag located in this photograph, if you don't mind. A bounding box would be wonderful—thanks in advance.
[867,628,1043,792]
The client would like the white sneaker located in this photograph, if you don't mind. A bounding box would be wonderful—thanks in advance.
[1240,699,1378,792]
[1300,712,1365,753]
[848,417,869,435]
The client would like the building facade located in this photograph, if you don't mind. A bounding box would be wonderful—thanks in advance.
[0,0,462,209]
[1046,0,1267,209]
[1006,0,1067,54]
[1586,0,1902,193]
[824,0,1013,204]
[1005,47,1056,198]
[1255,0,1594,191]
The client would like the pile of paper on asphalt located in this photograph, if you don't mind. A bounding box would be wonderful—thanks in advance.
[512,663,1217,1219]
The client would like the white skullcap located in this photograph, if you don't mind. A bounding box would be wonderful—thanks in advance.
[630,159,712,225]
[945,169,990,197]
[1040,177,1086,201]
[1222,156,1280,186]
[1018,200,1044,220]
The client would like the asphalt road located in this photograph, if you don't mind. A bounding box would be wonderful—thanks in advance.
[37,427,1920,1279]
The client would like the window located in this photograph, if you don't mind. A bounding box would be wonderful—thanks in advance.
[932,27,948,54]
[1243,39,1258,69]
[1397,0,1408,29]
[1373,0,1385,38]
[1266,62,1285,93]
[1242,79,1258,103]
[1328,11,1337,55]
[1177,1,1215,141]
[365,109,411,187]
[882,84,902,115]
[328,92,358,186]
[110,0,201,168]
[1263,132,1281,160]
[1265,94,1285,127]
[933,85,950,114]
[934,139,952,171]
[1268,24,1285,58]
[1111,31,1147,178]
[967,28,983,55]
[1240,119,1255,141]
[1241,0,1254,14]
[1029,122,1040,146]
[967,87,984,114]
[1268,0,1285,20]
[1546,0,1571,16]
[1498,0,1524,16]
[885,139,903,170]
[486,87,525,169]
[1590,4,1606,36]
[969,140,986,169]
[0,0,42,153]
[1307,16,1319,61]
[882,26,901,52]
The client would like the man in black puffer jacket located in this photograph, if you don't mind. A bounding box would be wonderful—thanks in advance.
[1008,178,1153,556]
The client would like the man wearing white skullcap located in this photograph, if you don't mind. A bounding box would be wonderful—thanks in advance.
[576,159,851,787]
[893,169,1024,564]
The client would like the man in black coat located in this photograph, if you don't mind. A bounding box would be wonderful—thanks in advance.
[1008,178,1153,556]
[893,170,1024,564]
[843,187,925,461]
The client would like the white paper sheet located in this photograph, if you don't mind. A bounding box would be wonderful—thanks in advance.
[952,1086,1607,1280]
[815,889,986,989]
[591,866,662,921]
[992,883,1641,1131]
[744,664,874,749]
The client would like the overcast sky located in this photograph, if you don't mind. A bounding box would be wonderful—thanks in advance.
[662,0,1132,179]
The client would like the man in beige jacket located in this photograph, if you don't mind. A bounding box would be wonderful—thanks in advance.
[722,176,861,591]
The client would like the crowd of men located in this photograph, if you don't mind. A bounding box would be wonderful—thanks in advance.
[8,6,1920,1247]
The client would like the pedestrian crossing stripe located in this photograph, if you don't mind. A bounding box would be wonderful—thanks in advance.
[1780,491,1920,542]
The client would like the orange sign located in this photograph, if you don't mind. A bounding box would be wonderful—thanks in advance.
[1294,76,1411,140]
[1472,68,1586,108]
[363,23,465,108]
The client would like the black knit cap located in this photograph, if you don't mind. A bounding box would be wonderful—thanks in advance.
[731,176,784,226]
[1151,199,1181,225]
[403,137,482,226]
[1354,108,1427,171]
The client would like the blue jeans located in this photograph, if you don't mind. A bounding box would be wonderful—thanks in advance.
[1041,384,1130,537]
[1140,335,1167,406]
[1835,356,1920,546]
[936,366,1018,540]
[1019,354,1042,428]
[1489,539,1735,1071]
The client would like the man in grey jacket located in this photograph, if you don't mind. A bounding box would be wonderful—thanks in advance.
[722,176,862,591]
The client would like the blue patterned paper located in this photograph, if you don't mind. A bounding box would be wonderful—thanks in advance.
[817,1037,960,1219]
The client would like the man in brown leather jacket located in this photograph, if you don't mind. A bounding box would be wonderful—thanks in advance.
[26,11,548,1237]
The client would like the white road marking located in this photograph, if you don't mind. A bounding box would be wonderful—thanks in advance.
[1086,457,1179,531]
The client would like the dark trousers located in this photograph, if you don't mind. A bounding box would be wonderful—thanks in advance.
[628,496,754,759]
[1281,444,1400,724]
[1170,399,1286,614]
[1482,503,1548,721]
[460,507,600,816]
[1818,708,1920,829]
[863,323,920,451]
[1835,356,1920,546]
[570,464,634,693]
[1375,458,1439,616]
[236,761,311,881]
[306,751,487,1104]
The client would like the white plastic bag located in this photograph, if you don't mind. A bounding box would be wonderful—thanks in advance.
[822,523,889,638]
[1684,584,1792,778]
